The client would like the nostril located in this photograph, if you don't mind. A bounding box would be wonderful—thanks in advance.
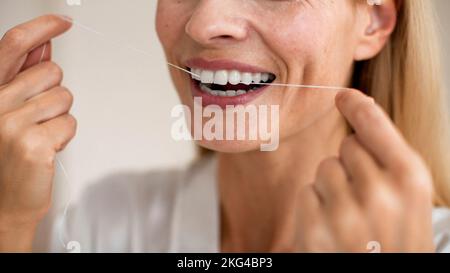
[217,35,233,39]
[208,34,238,44]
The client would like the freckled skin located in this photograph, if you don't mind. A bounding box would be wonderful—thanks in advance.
[156,0,361,152]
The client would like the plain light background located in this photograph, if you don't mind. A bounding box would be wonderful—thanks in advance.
[0,0,450,250]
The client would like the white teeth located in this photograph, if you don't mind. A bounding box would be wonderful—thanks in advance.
[200,70,214,84]
[200,84,208,92]
[252,73,261,84]
[193,67,275,97]
[241,73,253,85]
[228,70,241,85]
[198,83,249,97]
[214,70,228,85]
[191,68,274,85]
[192,68,201,81]
[261,73,269,82]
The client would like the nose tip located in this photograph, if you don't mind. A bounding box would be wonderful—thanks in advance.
[186,21,248,46]
[185,4,249,47]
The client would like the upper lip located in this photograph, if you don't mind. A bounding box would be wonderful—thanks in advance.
[185,58,274,74]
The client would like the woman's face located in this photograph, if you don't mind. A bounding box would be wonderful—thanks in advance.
[156,0,369,153]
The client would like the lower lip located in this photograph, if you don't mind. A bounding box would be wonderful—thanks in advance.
[190,80,269,109]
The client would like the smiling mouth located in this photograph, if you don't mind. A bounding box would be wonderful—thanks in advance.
[187,67,276,97]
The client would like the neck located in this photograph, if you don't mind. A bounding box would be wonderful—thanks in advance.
[218,109,349,252]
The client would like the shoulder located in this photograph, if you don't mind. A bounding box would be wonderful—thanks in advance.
[432,207,450,253]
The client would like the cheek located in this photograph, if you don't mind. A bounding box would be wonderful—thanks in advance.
[156,2,194,105]
[156,9,176,51]
[261,9,356,83]
[274,9,358,107]
[257,14,355,136]
[156,2,190,52]
[267,13,329,66]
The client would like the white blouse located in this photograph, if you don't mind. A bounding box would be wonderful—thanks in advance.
[47,157,450,253]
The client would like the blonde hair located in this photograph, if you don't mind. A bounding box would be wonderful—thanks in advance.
[198,0,450,206]
[353,0,450,206]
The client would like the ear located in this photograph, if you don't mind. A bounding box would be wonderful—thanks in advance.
[354,0,398,61]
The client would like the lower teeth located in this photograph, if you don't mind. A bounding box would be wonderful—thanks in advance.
[199,83,254,97]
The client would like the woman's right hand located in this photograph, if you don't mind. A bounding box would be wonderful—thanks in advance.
[0,15,75,252]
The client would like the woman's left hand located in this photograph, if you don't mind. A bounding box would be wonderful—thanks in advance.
[296,90,435,253]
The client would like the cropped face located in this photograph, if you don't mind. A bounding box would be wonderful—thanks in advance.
[156,0,381,153]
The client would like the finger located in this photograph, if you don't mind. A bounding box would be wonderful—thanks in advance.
[296,185,333,251]
[15,86,73,125]
[335,90,413,170]
[313,158,371,252]
[20,41,52,71]
[297,184,322,234]
[314,157,353,207]
[339,135,381,183]
[326,205,370,252]
[38,114,77,152]
[0,14,71,84]
[298,184,322,210]
[0,62,63,115]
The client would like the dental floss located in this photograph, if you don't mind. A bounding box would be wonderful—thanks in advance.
[58,15,352,92]
[166,62,354,92]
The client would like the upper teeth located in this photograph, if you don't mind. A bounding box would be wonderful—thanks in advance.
[191,68,273,85]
